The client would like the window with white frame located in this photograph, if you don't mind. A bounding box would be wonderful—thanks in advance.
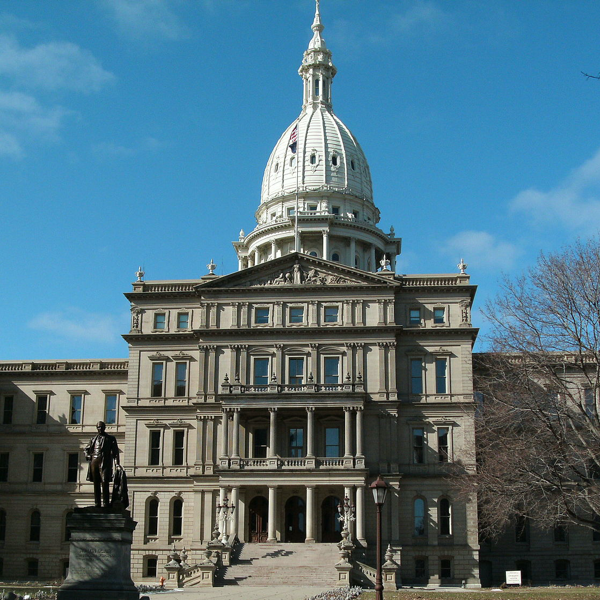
[409,308,421,326]
[153,312,166,330]
[173,430,185,465]
[176,312,189,329]
[433,307,445,324]
[175,362,187,397]
[323,356,340,384]
[288,357,304,385]
[69,394,83,425]
[323,306,339,323]
[151,363,164,397]
[105,394,118,425]
[254,307,270,325]
[149,430,161,465]
[289,306,304,324]
[435,358,448,394]
[253,357,270,385]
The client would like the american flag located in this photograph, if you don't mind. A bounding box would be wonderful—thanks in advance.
[289,125,298,154]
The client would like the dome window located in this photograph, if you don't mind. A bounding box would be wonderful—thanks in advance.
[274,162,279,173]
[315,78,320,97]
[310,153,317,165]
[289,156,295,167]
[332,154,338,167]
[332,252,340,262]
[351,159,356,171]
[309,251,318,257]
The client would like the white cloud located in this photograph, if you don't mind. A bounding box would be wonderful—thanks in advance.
[100,0,189,41]
[0,34,114,92]
[443,230,521,270]
[28,308,122,344]
[92,136,167,157]
[511,148,600,235]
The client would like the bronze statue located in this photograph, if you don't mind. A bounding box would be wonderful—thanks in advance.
[84,421,121,508]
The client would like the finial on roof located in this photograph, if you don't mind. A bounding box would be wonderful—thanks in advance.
[136,266,145,282]
[207,259,217,275]
[458,258,468,274]
[239,229,245,241]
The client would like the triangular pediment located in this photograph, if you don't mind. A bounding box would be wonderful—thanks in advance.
[195,253,399,290]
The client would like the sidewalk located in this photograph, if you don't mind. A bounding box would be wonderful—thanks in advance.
[145,587,331,600]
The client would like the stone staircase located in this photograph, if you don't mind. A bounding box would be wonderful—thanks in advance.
[217,542,341,587]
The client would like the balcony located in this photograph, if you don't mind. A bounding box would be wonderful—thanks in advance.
[219,455,364,470]
[221,377,365,395]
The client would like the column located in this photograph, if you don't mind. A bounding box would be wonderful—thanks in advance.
[344,407,353,457]
[231,487,239,538]
[220,410,229,459]
[254,248,259,266]
[306,486,315,543]
[275,343,283,381]
[209,303,218,328]
[377,300,385,325]
[232,408,241,458]
[207,345,217,395]
[306,407,315,457]
[388,342,397,397]
[350,237,356,266]
[197,345,207,396]
[356,343,365,380]
[355,407,364,457]
[241,303,249,328]
[231,303,239,328]
[310,344,318,382]
[309,301,318,326]
[356,485,366,544]
[322,229,330,259]
[390,254,396,272]
[238,256,243,270]
[268,486,278,542]
[205,416,215,473]
[195,415,205,466]
[378,342,387,393]
[345,343,354,382]
[229,345,237,381]
[219,487,227,540]
[370,244,376,272]
[271,239,276,260]
[269,408,278,457]
[240,345,248,384]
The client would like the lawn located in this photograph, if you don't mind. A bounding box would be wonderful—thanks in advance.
[361,589,600,600]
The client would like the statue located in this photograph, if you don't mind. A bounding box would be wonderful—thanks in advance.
[84,421,121,508]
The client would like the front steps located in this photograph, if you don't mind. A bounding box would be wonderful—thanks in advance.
[217,542,341,587]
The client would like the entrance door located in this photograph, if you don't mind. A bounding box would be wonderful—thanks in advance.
[285,496,306,542]
[249,496,268,543]
[321,496,342,542]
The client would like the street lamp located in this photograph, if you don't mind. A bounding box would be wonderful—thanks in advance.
[370,475,389,600]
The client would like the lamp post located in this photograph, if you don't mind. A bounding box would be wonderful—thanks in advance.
[370,475,389,600]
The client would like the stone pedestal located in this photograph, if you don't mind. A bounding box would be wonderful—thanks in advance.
[58,508,138,600]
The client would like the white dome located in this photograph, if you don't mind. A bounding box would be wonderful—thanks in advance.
[261,106,373,205]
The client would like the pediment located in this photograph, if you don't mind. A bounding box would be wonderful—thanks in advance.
[196,253,399,290]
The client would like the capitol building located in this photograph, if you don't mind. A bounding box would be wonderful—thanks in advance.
[0,1,484,588]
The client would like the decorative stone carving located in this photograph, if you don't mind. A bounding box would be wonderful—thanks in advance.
[235,263,363,287]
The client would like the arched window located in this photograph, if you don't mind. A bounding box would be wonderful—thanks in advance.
[332,154,338,166]
[308,251,318,257]
[414,498,426,537]
[172,499,183,537]
[0,509,5,542]
[147,498,159,537]
[331,252,340,262]
[310,153,317,165]
[29,510,41,542]
[439,498,451,536]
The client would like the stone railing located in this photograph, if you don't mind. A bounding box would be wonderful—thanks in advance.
[222,381,365,394]
[138,282,199,293]
[233,456,354,470]
[0,360,128,372]
[401,274,470,287]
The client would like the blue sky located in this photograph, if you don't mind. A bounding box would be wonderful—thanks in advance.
[2,0,600,360]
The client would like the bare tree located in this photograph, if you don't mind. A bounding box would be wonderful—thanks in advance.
[464,238,600,538]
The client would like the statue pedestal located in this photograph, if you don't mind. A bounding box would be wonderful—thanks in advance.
[58,508,139,600]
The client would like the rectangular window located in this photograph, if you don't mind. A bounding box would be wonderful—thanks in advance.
[105,394,117,425]
[434,307,445,324]
[413,428,424,464]
[289,427,305,457]
[253,357,269,385]
[554,523,567,543]
[289,358,304,385]
[2,396,13,425]
[151,363,164,397]
[32,453,44,482]
[516,515,529,543]
[177,312,189,329]
[289,307,304,324]
[67,452,79,482]
[440,558,452,580]
[36,395,48,425]
[325,427,340,457]
[409,309,421,325]
[146,557,158,578]
[314,78,320,97]
[332,206,340,215]
[411,359,423,394]
[173,430,185,465]
[287,207,296,217]
[352,210,359,220]
[253,428,268,458]
[149,430,161,465]
[154,313,166,329]
[435,358,447,394]
[255,307,269,324]
[0,452,8,482]
[175,362,187,397]
[27,559,39,577]
[70,395,82,425]
[324,306,339,323]
[438,428,449,462]
[324,357,340,384]
[585,388,595,417]
[415,558,427,580]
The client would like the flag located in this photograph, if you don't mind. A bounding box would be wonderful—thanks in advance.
[289,125,298,154]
